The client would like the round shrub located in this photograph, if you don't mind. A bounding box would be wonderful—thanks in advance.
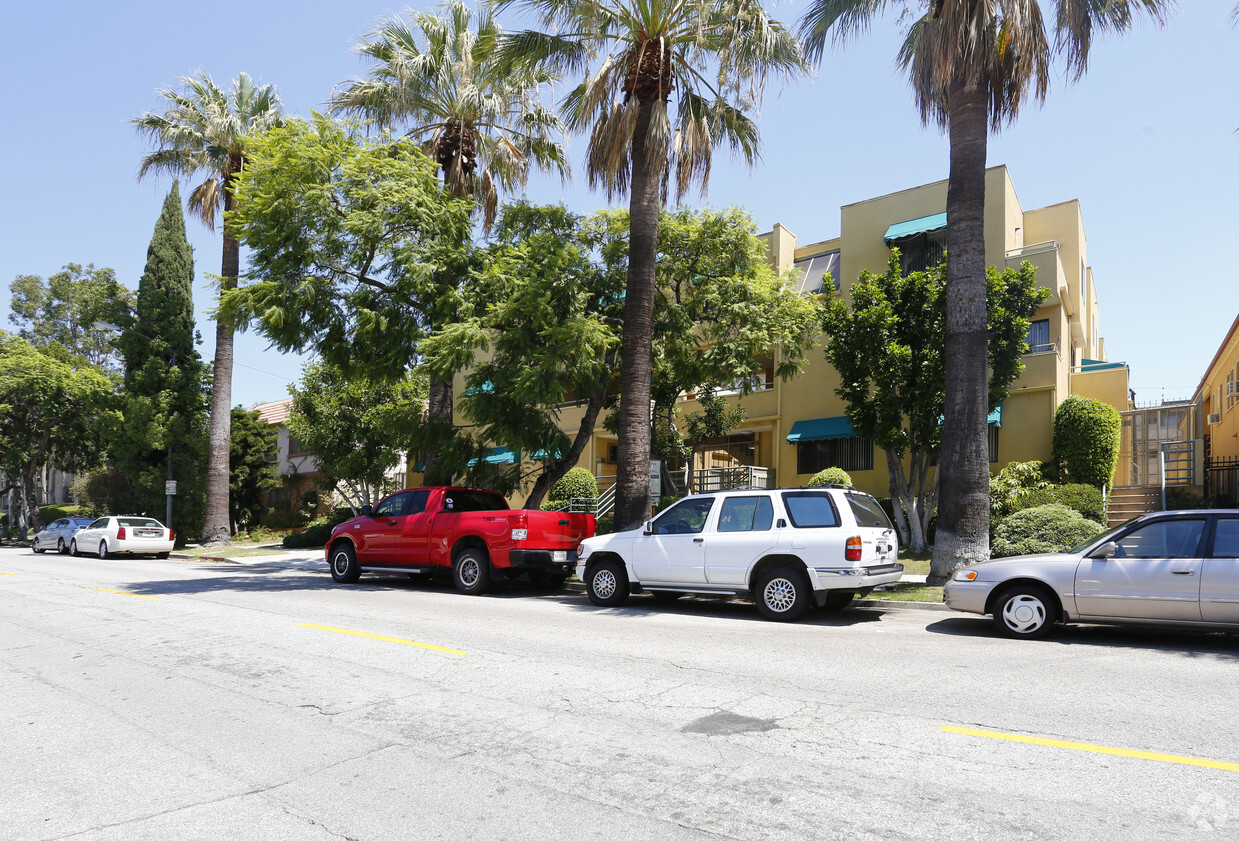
[991,503,1105,558]
[1011,483,1105,524]
[1051,395,1122,488]
[808,467,854,487]
[989,460,1051,518]
[547,468,597,504]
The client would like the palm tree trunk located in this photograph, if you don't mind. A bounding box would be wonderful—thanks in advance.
[422,372,455,486]
[930,80,990,583]
[613,99,661,531]
[201,185,238,546]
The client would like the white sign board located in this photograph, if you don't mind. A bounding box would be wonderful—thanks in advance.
[165,480,177,496]
[649,459,662,507]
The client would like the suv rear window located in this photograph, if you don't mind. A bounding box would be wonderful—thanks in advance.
[780,492,840,528]
[846,492,893,529]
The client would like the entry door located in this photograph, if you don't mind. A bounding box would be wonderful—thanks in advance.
[705,496,777,587]
[1074,518,1206,621]
[1202,517,1239,624]
[630,497,713,585]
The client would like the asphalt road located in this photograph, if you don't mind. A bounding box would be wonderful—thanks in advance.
[1,546,1236,841]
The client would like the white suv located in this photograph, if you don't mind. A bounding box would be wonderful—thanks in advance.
[577,486,902,621]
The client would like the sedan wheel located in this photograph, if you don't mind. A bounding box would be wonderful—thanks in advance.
[98,541,110,560]
[58,539,68,555]
[992,585,1057,640]
[69,539,80,557]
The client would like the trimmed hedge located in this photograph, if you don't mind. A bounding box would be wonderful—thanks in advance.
[283,507,354,548]
[1011,483,1106,524]
[989,460,1051,518]
[991,503,1105,558]
[807,467,854,488]
[542,467,599,511]
[1051,395,1122,488]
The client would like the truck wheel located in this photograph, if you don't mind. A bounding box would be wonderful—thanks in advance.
[992,584,1057,640]
[586,559,629,608]
[754,565,810,622]
[453,548,492,595]
[822,592,855,610]
[329,543,361,584]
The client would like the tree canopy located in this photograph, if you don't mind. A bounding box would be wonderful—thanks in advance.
[821,252,1049,552]
[229,407,281,533]
[8,263,134,371]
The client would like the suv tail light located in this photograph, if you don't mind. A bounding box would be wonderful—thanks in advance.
[117,526,127,540]
[845,535,862,561]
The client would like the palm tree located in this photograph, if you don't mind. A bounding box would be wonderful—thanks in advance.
[494,0,806,529]
[799,1,1169,582]
[133,71,283,546]
[329,1,570,483]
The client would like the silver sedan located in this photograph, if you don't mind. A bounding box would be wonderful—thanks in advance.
[32,517,95,555]
[944,509,1239,639]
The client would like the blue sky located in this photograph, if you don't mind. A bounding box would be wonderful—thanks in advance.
[3,1,1235,409]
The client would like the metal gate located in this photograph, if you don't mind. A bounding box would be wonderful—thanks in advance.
[1205,456,1239,505]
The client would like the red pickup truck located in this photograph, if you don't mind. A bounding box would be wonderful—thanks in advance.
[324,486,596,595]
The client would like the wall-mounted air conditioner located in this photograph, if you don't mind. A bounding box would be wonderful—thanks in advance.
[1228,381,1239,396]
[1208,412,1222,426]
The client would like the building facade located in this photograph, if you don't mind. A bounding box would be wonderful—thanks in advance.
[1194,314,1239,504]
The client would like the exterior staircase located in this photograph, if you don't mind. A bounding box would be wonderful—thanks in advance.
[1107,486,1160,527]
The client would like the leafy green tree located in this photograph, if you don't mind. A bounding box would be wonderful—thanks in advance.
[799,0,1170,572]
[110,184,209,541]
[330,2,569,472]
[1051,395,1122,489]
[0,334,116,531]
[286,361,429,513]
[821,252,1048,557]
[132,70,284,546]
[426,202,820,507]
[229,407,281,533]
[8,264,134,370]
[494,0,807,529]
[223,114,474,486]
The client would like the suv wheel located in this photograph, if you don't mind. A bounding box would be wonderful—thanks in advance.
[586,559,629,608]
[755,566,810,622]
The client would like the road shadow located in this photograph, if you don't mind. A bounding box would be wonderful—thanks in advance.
[925,615,1239,660]
[563,592,885,626]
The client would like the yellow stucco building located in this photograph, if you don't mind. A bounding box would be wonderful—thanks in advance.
[1194,313,1239,503]
[485,166,1134,506]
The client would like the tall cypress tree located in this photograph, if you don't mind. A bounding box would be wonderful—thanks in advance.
[113,183,208,541]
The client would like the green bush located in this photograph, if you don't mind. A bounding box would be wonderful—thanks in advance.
[807,467,854,488]
[1051,395,1122,488]
[39,503,86,522]
[548,468,597,502]
[283,507,354,548]
[594,515,614,535]
[1011,483,1106,524]
[991,503,1105,558]
[989,460,1051,518]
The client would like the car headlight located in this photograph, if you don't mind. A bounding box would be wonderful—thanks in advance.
[952,568,979,581]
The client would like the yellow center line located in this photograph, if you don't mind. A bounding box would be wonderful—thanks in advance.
[943,725,1239,773]
[92,588,163,600]
[293,623,468,656]
[0,572,21,576]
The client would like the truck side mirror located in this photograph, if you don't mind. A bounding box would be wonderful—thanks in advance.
[359,504,373,517]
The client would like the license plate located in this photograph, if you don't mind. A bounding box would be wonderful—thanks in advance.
[552,551,567,562]
[137,529,162,538]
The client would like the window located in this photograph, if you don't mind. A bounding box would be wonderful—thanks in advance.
[1211,519,1239,558]
[791,251,840,295]
[797,437,874,474]
[1114,519,1206,559]
[288,434,307,456]
[989,424,1000,464]
[442,490,507,512]
[781,492,841,528]
[894,230,947,275]
[651,497,715,534]
[718,497,774,532]
[118,517,161,528]
[1026,319,1052,354]
[846,493,893,529]
[406,489,431,515]
[374,492,413,518]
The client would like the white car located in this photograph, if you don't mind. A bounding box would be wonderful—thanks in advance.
[69,516,175,559]
[577,486,902,621]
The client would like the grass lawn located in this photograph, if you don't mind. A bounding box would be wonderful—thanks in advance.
[177,541,289,560]
[860,548,942,603]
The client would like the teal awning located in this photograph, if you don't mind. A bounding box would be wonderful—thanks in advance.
[468,446,517,467]
[786,416,854,444]
[1080,358,1126,372]
[883,212,947,245]
[988,405,1002,427]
